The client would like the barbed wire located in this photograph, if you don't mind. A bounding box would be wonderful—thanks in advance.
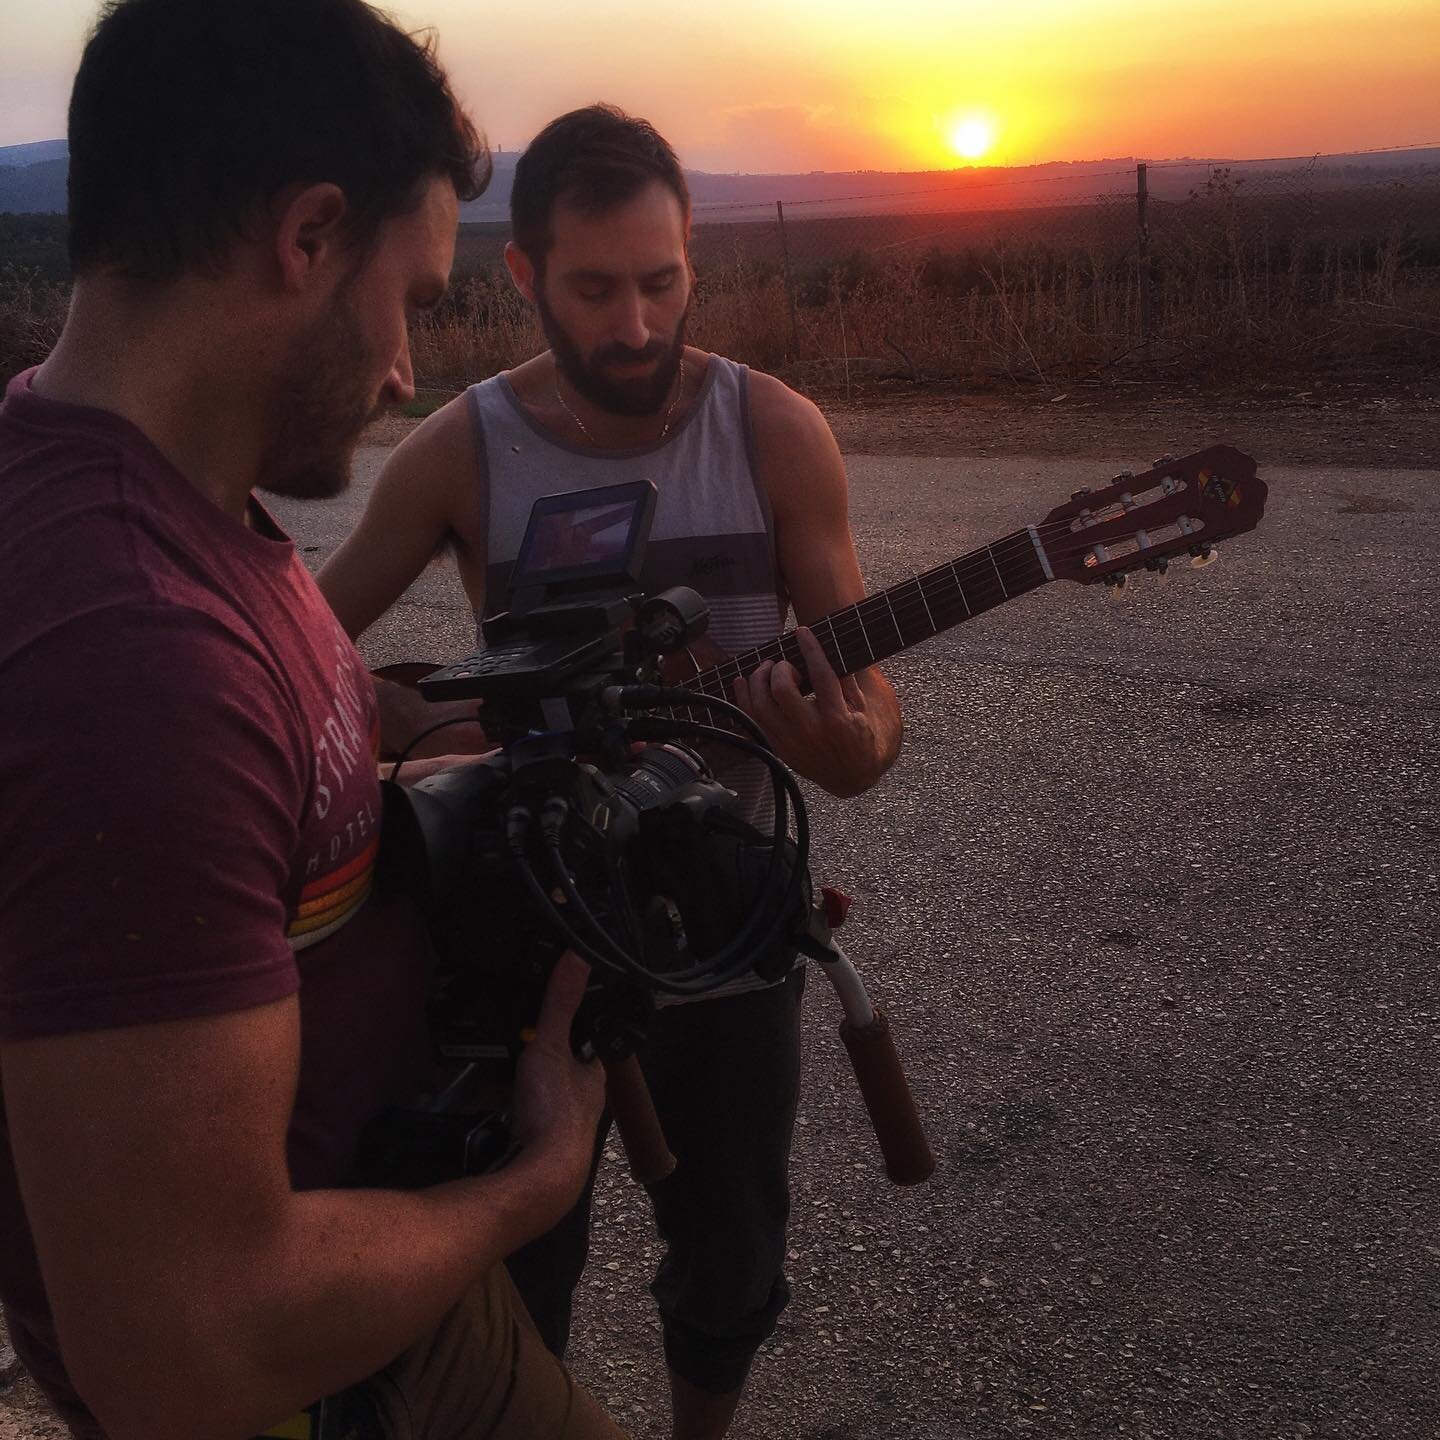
[691,167,1140,216]
[1146,140,1440,168]
[687,142,1440,218]
[439,141,1438,386]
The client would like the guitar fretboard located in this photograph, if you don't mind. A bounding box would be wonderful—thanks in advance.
[683,527,1050,699]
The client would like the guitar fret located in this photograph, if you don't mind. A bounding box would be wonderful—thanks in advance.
[857,608,875,664]
[883,587,906,643]
[986,545,1009,598]
[678,526,1051,701]
[948,561,974,617]
[913,574,939,635]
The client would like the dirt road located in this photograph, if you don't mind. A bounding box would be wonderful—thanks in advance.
[4,437,1436,1439]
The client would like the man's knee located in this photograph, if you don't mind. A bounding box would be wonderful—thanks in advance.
[656,1271,791,1394]
[353,1267,625,1439]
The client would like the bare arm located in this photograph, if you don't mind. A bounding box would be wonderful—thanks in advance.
[735,374,903,797]
[319,399,491,757]
[320,397,481,640]
[2,956,602,1440]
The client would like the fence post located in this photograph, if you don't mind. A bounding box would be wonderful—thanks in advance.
[1136,163,1152,365]
[776,200,802,360]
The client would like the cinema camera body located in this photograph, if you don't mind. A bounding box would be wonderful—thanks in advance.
[362,480,818,1185]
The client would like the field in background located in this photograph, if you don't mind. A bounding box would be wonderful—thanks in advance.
[3,156,1438,396]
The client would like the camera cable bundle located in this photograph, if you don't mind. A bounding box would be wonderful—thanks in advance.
[361,479,935,1191]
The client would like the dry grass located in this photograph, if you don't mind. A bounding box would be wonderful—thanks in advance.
[0,265,67,384]
[409,180,1440,390]
[406,270,544,388]
[4,180,1436,393]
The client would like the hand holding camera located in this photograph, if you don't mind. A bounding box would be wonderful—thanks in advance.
[508,951,606,1223]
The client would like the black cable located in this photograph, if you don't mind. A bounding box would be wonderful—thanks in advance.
[472,686,812,996]
[538,797,661,977]
[505,816,627,974]
[512,728,807,993]
[610,684,772,748]
[612,695,809,984]
[540,828,639,974]
[386,714,487,784]
[594,720,811,993]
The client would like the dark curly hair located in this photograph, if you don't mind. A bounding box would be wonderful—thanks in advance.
[510,104,689,267]
[67,0,490,279]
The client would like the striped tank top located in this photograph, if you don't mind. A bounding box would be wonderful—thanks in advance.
[464,355,791,1000]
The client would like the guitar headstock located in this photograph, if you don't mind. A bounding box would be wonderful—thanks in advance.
[1039,446,1265,586]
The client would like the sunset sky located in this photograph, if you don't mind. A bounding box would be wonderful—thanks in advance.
[2,0,1438,172]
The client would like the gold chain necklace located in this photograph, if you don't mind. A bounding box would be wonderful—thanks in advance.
[554,355,686,447]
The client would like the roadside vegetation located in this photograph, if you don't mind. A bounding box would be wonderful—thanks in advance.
[4,182,1437,393]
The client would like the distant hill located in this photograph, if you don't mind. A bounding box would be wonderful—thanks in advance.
[459,146,1440,221]
[0,157,68,214]
[4,137,1437,221]
[0,140,68,167]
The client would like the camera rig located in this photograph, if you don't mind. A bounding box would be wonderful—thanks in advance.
[363,479,934,1190]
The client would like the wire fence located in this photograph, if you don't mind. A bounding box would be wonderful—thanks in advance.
[6,150,1433,391]
[411,147,1440,390]
[678,154,1440,387]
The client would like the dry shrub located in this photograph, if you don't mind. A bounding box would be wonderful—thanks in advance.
[408,271,542,388]
[1132,172,1440,378]
[0,266,69,385]
[691,273,793,371]
[679,179,1440,384]
[15,180,1429,397]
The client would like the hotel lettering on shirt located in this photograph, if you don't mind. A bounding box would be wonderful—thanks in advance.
[290,635,383,951]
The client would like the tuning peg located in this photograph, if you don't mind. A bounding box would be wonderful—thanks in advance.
[1152,452,1176,467]
[1104,573,1129,600]
[1190,544,1219,569]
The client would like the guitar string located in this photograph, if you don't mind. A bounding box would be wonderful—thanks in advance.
[676,468,1234,696]
[676,508,1219,702]
[665,476,1230,701]
[660,468,1245,712]
[681,528,1069,697]
[786,500,1214,671]
[692,571,1033,695]
[684,587,1018,701]
[664,523,1083,710]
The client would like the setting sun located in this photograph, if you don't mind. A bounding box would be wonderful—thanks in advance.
[948,114,996,162]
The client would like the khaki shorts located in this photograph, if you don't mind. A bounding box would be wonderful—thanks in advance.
[261,1266,627,1440]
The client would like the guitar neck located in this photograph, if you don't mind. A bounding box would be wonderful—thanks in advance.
[684,526,1052,698]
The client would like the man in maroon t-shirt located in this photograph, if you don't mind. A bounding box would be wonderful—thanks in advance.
[0,4,620,1439]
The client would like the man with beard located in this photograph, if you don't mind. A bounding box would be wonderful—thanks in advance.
[318,105,904,1439]
[0,5,622,1440]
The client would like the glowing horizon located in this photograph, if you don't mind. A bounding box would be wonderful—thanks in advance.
[2,1,1438,174]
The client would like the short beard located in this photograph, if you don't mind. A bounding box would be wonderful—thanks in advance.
[536,283,688,418]
[258,287,383,501]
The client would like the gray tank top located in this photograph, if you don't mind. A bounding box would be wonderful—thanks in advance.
[465,356,792,1001]
[465,355,784,652]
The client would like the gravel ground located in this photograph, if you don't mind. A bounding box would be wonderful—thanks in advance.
[550,454,1440,1440]
[4,417,1437,1439]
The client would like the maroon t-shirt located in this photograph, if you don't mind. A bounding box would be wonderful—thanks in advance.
[0,369,433,1427]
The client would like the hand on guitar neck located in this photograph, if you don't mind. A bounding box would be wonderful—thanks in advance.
[373,448,1265,795]
[666,625,902,799]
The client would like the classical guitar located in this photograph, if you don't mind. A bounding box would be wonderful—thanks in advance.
[662,445,1265,697]
[378,446,1265,711]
